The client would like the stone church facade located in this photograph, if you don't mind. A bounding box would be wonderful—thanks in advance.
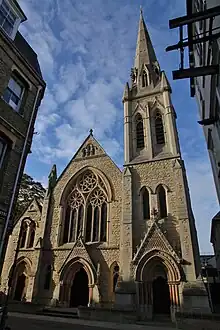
[0,11,210,318]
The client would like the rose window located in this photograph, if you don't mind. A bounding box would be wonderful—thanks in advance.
[68,189,83,209]
[78,171,97,193]
[90,189,106,207]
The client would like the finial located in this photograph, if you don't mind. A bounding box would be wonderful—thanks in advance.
[89,129,93,136]
[140,5,143,15]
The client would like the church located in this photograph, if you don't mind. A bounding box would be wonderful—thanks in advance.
[0,10,210,319]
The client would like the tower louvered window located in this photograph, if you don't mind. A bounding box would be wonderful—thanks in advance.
[63,170,108,244]
[136,113,145,149]
[142,70,148,87]
[155,111,165,145]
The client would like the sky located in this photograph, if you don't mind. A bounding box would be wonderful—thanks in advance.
[18,0,219,253]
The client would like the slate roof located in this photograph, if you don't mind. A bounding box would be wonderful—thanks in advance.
[14,31,43,79]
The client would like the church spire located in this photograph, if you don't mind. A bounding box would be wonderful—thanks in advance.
[134,9,157,72]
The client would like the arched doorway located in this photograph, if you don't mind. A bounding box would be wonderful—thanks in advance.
[70,267,89,307]
[152,276,170,314]
[14,274,26,301]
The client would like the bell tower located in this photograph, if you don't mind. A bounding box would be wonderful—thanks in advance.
[118,9,210,316]
[123,9,181,165]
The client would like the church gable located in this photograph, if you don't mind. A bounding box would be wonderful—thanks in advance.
[73,131,106,161]
[14,198,42,230]
[58,237,95,274]
[133,222,180,265]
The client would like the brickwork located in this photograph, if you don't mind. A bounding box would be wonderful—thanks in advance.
[0,19,45,268]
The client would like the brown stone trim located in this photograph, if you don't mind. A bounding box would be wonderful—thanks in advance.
[124,155,181,167]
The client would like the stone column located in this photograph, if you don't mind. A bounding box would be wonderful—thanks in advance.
[88,284,93,306]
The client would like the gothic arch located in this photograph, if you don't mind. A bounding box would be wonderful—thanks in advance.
[59,257,96,307]
[60,257,96,286]
[109,262,120,293]
[140,186,151,220]
[19,218,36,249]
[155,184,168,218]
[60,166,113,205]
[135,250,181,283]
[135,113,145,150]
[153,109,165,145]
[9,257,32,301]
[154,183,170,194]
[60,168,111,244]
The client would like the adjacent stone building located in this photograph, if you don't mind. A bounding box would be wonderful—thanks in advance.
[0,0,46,269]
[0,11,209,319]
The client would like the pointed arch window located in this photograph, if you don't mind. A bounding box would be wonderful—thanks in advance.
[136,113,145,150]
[157,185,167,218]
[62,170,109,244]
[19,221,27,248]
[155,111,165,145]
[27,222,35,248]
[19,220,36,249]
[113,264,119,292]
[142,188,150,220]
[142,69,149,87]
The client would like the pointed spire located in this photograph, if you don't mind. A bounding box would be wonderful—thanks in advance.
[161,71,172,92]
[134,9,157,71]
[122,82,130,102]
[47,164,57,195]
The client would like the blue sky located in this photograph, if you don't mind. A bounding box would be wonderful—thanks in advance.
[19,0,218,253]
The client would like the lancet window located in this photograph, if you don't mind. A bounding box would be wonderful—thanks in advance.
[155,111,165,145]
[63,170,108,244]
[136,113,145,150]
[113,264,119,292]
[19,219,36,249]
[142,69,149,87]
[142,187,150,220]
[157,185,167,218]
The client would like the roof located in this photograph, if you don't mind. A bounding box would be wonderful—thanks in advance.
[210,211,220,243]
[14,32,43,79]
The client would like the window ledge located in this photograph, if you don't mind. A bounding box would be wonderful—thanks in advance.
[1,96,24,118]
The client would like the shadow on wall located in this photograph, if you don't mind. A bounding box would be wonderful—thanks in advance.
[32,194,56,306]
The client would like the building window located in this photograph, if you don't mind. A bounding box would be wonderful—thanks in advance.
[157,185,167,218]
[19,219,36,249]
[113,264,119,292]
[3,75,24,112]
[44,265,52,290]
[142,187,150,220]
[136,113,145,149]
[155,111,165,145]
[0,136,7,168]
[19,221,28,248]
[26,222,35,248]
[0,0,17,37]
[62,170,108,244]
[142,70,148,87]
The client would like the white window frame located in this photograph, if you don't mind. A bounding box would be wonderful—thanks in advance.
[0,136,7,168]
[0,0,21,39]
[2,74,25,112]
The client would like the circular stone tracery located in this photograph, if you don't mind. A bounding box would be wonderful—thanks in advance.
[89,189,106,207]
[68,189,84,209]
[78,171,97,193]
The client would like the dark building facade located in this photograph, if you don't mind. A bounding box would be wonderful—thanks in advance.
[0,0,45,268]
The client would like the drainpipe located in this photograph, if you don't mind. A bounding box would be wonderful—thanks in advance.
[0,85,43,330]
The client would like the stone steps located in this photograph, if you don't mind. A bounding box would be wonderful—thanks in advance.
[37,307,79,319]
